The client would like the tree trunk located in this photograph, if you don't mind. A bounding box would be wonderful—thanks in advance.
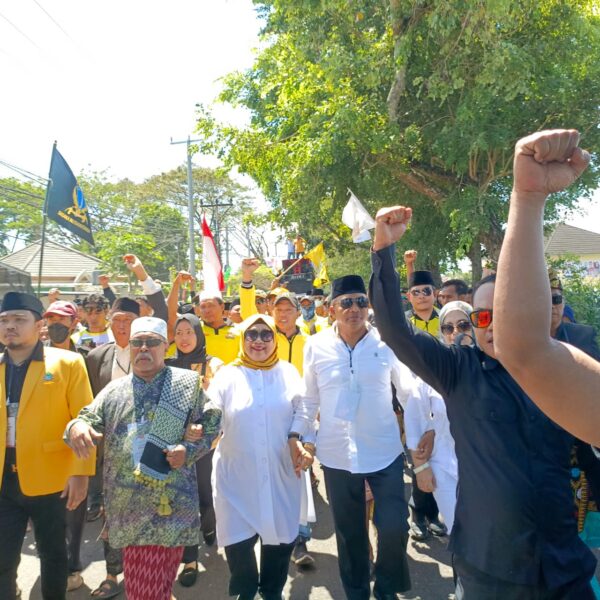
[468,239,483,284]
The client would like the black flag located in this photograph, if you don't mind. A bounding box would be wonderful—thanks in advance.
[46,146,94,245]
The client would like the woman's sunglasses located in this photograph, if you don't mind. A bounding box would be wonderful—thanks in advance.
[129,338,163,348]
[551,294,563,306]
[244,329,274,342]
[470,309,493,329]
[337,297,369,309]
[440,320,472,336]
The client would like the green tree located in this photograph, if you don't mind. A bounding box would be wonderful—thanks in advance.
[197,0,600,280]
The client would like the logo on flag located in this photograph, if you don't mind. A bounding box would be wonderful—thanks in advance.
[46,146,94,245]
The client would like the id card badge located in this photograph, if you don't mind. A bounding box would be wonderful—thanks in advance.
[333,373,361,422]
[128,420,147,467]
[6,403,17,448]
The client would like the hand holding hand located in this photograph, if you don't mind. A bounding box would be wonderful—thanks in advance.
[288,439,313,478]
[415,429,435,461]
[373,206,413,251]
[416,467,436,493]
[184,423,203,443]
[68,422,102,460]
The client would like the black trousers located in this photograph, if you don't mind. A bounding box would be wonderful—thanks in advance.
[182,450,216,564]
[0,456,68,600]
[322,454,411,600]
[88,438,104,510]
[409,470,440,522]
[224,534,294,599]
[65,496,86,573]
[454,555,595,600]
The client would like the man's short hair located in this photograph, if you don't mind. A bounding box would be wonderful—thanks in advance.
[472,274,496,303]
[441,278,469,296]
[82,293,109,309]
[193,291,224,305]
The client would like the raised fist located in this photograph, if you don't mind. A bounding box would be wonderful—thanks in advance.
[373,206,413,251]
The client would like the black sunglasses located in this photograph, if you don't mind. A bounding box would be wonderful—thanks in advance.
[129,338,163,348]
[551,294,563,305]
[337,296,369,310]
[255,298,266,305]
[410,287,433,297]
[441,320,472,336]
[244,329,274,342]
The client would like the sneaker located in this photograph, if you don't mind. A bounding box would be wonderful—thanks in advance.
[427,517,448,537]
[67,572,83,592]
[409,519,429,541]
[291,539,315,567]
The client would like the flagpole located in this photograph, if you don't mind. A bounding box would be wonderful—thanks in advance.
[37,141,57,296]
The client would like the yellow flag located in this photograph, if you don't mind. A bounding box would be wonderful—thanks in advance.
[304,242,329,287]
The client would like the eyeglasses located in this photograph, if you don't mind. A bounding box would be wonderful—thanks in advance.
[551,294,563,306]
[244,329,274,342]
[84,306,106,314]
[129,338,163,348]
[336,296,369,310]
[440,320,472,336]
[409,287,433,297]
[470,309,493,329]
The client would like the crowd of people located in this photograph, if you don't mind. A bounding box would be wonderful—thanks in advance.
[0,128,599,600]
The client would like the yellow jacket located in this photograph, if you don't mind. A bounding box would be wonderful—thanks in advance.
[202,323,240,365]
[277,329,308,375]
[0,346,95,496]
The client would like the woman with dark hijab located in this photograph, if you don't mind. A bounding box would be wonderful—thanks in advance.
[166,314,223,587]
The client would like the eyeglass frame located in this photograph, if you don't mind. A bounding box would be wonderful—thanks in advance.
[440,320,472,335]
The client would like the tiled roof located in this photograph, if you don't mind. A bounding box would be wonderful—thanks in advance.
[544,223,600,256]
[1,240,100,279]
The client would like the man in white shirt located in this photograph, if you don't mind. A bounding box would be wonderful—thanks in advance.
[290,275,412,600]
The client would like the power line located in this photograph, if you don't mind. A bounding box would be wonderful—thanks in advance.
[31,0,74,42]
[0,159,48,185]
[0,10,43,51]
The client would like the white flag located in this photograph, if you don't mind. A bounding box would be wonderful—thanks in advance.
[342,190,376,243]
[201,215,225,294]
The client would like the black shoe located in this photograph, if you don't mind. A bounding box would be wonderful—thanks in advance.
[291,538,315,567]
[86,505,103,522]
[178,564,198,587]
[203,530,216,546]
[409,519,429,541]
[373,588,399,600]
[427,517,448,537]
[236,595,255,600]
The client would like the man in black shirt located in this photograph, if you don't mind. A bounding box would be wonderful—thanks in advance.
[370,206,596,599]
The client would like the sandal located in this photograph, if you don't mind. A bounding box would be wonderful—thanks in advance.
[91,579,121,598]
[178,565,198,587]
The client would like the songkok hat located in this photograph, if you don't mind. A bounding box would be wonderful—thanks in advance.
[130,317,167,341]
[310,288,325,297]
[331,275,366,300]
[274,291,300,309]
[111,296,141,316]
[0,292,44,318]
[439,301,473,324]
[408,270,435,289]
[43,301,78,319]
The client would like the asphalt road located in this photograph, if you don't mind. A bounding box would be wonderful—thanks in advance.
[17,468,455,600]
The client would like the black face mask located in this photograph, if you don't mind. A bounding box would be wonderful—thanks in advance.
[48,323,71,344]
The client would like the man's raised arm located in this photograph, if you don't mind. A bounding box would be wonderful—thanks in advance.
[494,129,600,444]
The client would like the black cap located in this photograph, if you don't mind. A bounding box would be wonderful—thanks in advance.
[310,288,325,296]
[331,275,366,300]
[408,270,435,289]
[0,292,44,318]
[112,297,141,316]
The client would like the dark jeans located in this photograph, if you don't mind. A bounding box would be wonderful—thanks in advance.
[322,454,411,600]
[224,534,294,599]
[65,497,86,573]
[409,470,440,522]
[454,555,595,600]
[0,455,68,600]
[182,450,216,564]
[103,540,123,577]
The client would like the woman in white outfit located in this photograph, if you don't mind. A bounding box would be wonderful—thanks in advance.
[404,301,474,533]
[205,314,313,600]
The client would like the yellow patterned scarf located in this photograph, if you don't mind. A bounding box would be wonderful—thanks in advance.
[231,314,279,371]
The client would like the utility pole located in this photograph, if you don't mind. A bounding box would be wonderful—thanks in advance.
[170,136,201,278]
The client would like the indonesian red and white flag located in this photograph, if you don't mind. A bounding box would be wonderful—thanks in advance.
[201,215,225,293]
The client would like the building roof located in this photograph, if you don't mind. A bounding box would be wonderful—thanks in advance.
[544,223,600,256]
[1,240,100,280]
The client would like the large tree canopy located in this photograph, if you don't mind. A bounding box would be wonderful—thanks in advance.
[197,0,600,279]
